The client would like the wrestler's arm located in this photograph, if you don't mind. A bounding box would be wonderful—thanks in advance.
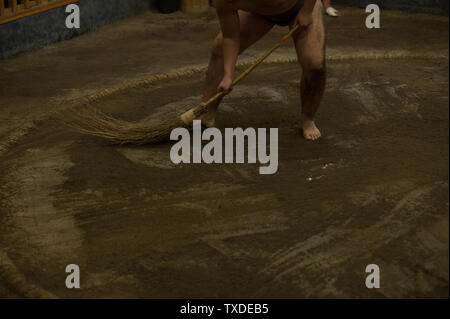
[216,0,240,93]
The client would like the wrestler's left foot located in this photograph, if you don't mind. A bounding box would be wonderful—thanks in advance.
[301,116,322,141]
[199,112,216,128]
[181,108,216,128]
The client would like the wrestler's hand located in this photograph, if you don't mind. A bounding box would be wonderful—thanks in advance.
[218,76,233,95]
[295,8,313,30]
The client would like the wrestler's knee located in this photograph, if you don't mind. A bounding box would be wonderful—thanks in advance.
[302,53,326,73]
[212,34,224,59]
[302,55,326,88]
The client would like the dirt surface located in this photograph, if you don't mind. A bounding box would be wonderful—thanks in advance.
[0,7,448,298]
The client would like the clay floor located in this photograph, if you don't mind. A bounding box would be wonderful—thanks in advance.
[0,7,448,298]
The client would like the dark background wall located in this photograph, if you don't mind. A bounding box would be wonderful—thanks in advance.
[337,0,449,16]
[0,0,156,58]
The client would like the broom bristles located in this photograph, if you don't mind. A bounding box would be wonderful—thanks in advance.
[66,106,194,145]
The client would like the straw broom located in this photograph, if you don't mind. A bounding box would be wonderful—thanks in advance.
[70,25,300,145]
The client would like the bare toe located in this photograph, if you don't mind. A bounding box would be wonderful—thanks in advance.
[301,119,321,141]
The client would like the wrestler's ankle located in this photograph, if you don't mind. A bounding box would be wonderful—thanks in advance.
[301,113,316,123]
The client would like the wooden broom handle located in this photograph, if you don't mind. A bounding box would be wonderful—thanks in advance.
[193,25,300,116]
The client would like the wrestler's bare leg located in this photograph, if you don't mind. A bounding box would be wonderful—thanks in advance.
[181,11,274,127]
[291,1,326,140]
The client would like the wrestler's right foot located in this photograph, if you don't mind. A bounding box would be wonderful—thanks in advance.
[301,115,322,141]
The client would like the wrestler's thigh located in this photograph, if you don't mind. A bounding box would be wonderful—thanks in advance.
[292,1,326,69]
[237,11,274,54]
